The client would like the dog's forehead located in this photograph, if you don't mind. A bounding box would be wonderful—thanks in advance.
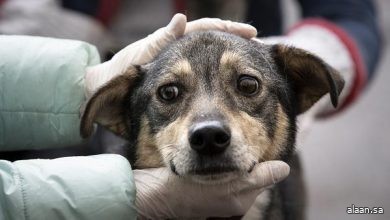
[173,31,256,67]
[145,31,270,80]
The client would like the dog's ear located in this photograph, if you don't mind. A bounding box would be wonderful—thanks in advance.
[271,44,345,114]
[80,67,140,138]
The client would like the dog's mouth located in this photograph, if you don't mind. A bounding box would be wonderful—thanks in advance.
[189,165,238,175]
[169,159,257,184]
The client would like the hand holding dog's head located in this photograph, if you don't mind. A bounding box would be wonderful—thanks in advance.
[81,31,344,183]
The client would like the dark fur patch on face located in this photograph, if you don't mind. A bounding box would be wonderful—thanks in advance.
[127,32,298,172]
[80,31,343,178]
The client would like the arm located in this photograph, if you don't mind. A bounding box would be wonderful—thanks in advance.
[0,35,100,151]
[0,155,136,220]
[298,0,381,76]
[296,0,382,113]
[259,0,381,117]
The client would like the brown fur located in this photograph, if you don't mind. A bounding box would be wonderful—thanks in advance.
[272,44,344,113]
[134,115,163,168]
[80,68,139,138]
[171,59,193,77]
[80,31,345,219]
[263,104,289,160]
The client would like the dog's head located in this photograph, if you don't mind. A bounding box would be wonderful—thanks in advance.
[81,31,344,183]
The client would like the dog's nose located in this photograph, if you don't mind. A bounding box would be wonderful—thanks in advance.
[189,121,231,155]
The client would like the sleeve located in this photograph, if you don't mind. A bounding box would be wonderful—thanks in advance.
[295,0,382,111]
[0,154,137,220]
[0,35,100,151]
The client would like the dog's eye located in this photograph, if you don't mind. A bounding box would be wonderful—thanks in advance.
[237,75,259,96]
[158,85,180,102]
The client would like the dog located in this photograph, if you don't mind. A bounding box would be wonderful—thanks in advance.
[80,31,344,219]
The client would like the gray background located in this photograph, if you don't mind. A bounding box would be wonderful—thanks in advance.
[297,0,390,219]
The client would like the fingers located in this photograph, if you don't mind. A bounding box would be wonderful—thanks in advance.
[242,191,272,220]
[236,161,290,193]
[84,14,187,97]
[133,167,172,183]
[252,160,290,186]
[165,13,187,38]
[132,163,289,219]
[223,161,289,216]
[85,14,257,98]
[133,168,176,219]
[137,14,187,65]
[185,18,257,39]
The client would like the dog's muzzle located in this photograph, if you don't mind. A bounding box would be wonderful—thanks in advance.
[188,120,231,156]
[184,120,240,178]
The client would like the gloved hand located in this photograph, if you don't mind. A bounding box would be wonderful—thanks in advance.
[85,13,257,98]
[134,161,290,219]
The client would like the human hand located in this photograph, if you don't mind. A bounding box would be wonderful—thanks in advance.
[134,161,290,219]
[85,13,257,98]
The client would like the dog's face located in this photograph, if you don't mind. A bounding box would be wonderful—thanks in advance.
[81,31,344,183]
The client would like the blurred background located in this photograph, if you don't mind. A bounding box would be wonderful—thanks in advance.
[300,0,389,219]
[0,0,388,219]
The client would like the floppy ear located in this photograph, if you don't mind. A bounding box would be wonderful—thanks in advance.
[271,44,345,114]
[80,67,140,138]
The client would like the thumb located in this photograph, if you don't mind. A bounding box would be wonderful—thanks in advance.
[185,18,257,39]
[112,13,187,66]
[164,13,187,39]
[135,13,186,64]
[84,14,187,97]
[240,161,289,220]
[240,161,290,192]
